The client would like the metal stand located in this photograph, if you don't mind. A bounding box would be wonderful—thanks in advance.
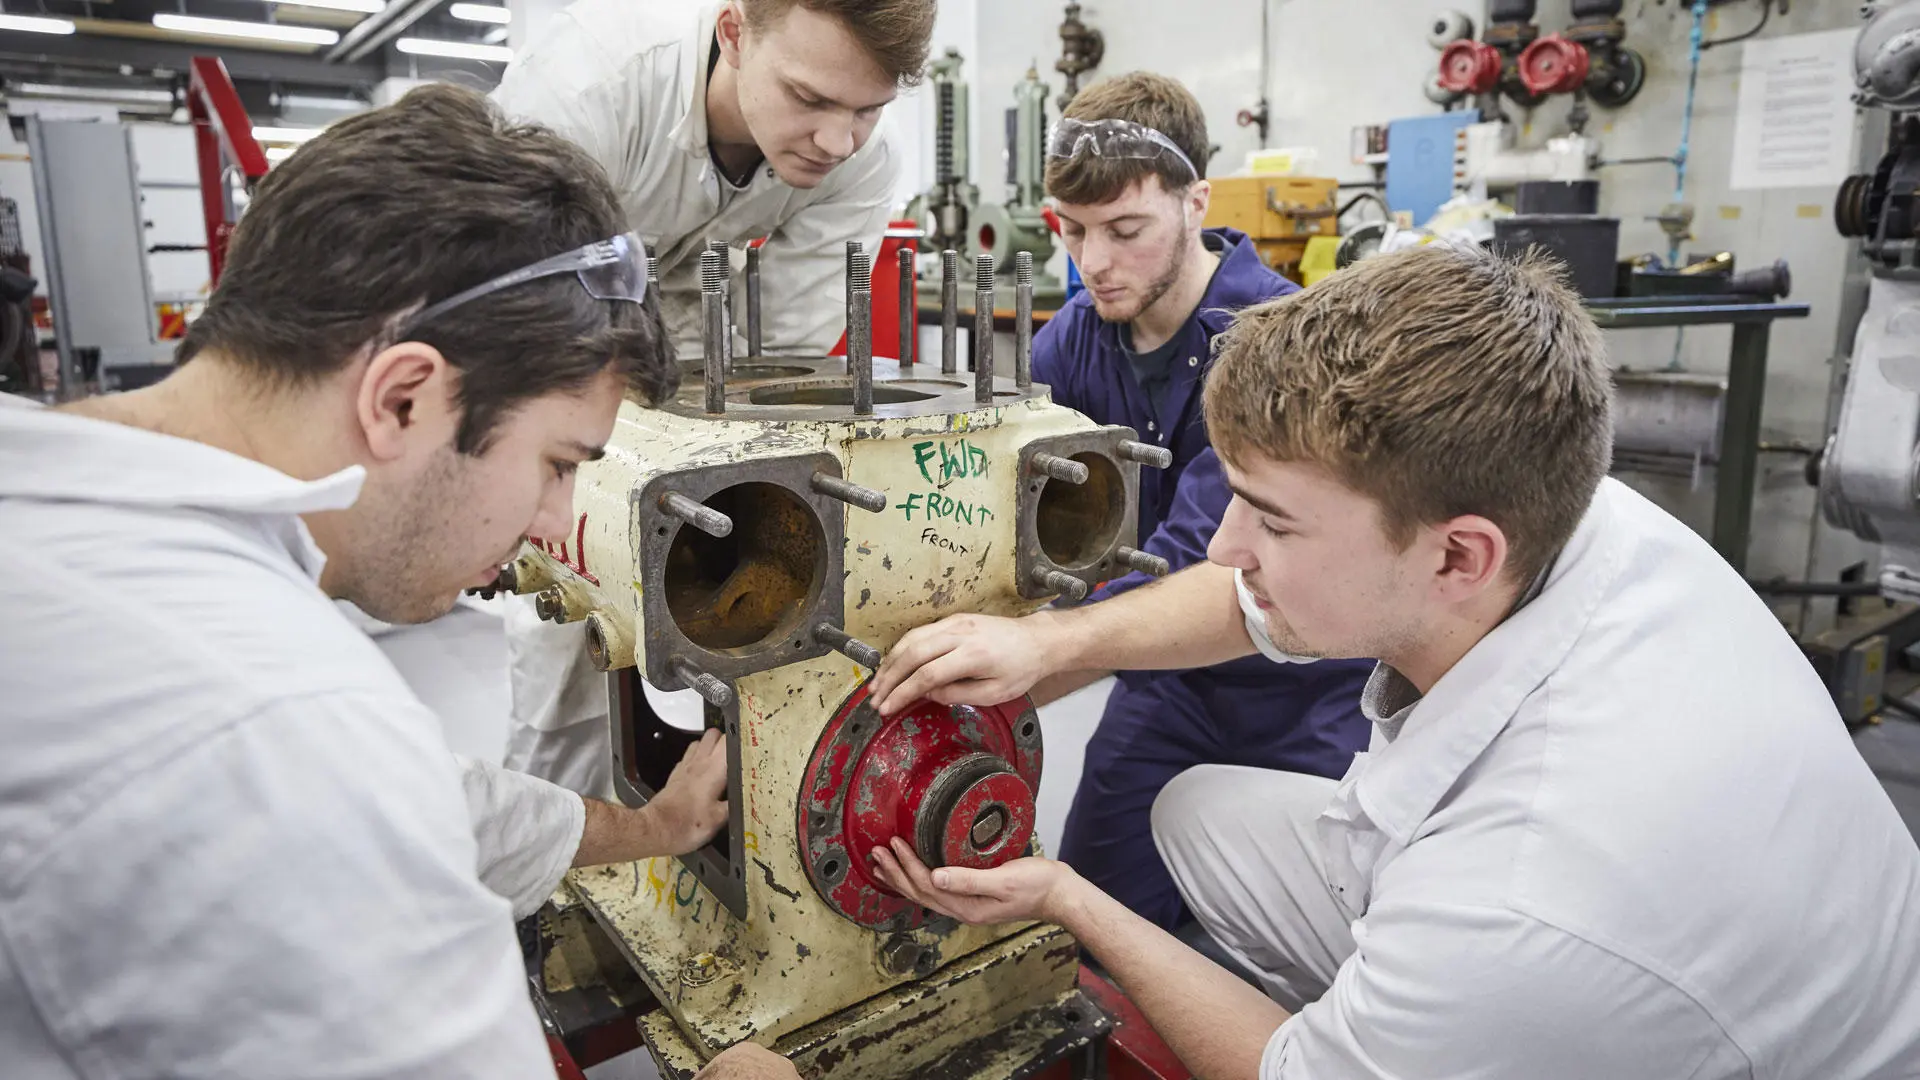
[1585,296,1810,573]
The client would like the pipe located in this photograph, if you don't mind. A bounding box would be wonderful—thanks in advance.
[1672,0,1708,265]
[941,249,959,375]
[708,240,733,372]
[1747,578,1882,598]
[974,254,995,404]
[1014,250,1034,389]
[745,245,763,358]
[700,248,727,414]
[847,240,873,415]
[899,246,916,370]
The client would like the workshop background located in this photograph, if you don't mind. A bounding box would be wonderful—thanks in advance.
[9,1,1920,1073]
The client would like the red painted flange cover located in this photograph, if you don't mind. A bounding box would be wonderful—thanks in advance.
[798,683,1043,931]
[1518,35,1591,96]
[1437,40,1503,95]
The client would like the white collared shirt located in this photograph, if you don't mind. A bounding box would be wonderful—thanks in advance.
[492,0,901,360]
[0,398,582,1077]
[1239,479,1920,1079]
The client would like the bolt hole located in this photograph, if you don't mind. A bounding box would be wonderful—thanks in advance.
[1019,719,1037,740]
[657,526,669,536]
[1064,1008,1083,1024]
[821,858,842,880]
[794,640,805,650]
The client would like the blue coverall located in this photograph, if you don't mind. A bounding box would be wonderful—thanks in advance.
[1033,227,1373,928]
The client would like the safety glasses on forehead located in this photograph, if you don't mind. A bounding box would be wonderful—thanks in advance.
[1044,118,1198,182]
[396,232,649,339]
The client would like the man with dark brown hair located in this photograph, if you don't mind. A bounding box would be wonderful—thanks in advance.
[495,0,936,804]
[869,244,1920,1078]
[0,84,792,1078]
[954,71,1370,932]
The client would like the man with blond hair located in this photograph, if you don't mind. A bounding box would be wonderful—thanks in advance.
[867,244,1920,1078]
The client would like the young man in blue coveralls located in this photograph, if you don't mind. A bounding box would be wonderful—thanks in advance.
[1025,73,1371,928]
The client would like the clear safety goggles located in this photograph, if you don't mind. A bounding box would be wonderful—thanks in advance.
[1044,118,1198,182]
[397,231,649,338]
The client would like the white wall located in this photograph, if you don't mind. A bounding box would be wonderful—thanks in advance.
[961,0,1873,619]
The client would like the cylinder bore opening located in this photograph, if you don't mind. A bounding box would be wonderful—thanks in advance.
[1034,451,1125,570]
[749,381,941,406]
[720,363,815,380]
[664,482,825,651]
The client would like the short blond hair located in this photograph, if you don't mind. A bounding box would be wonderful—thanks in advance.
[1204,244,1613,584]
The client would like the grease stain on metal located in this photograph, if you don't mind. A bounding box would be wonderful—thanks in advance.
[755,858,802,902]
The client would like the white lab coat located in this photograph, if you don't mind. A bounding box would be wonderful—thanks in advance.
[493,0,901,361]
[0,397,583,1077]
[1205,478,1920,1078]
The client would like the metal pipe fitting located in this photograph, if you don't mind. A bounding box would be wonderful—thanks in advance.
[706,240,733,372]
[1030,566,1089,601]
[659,490,733,537]
[810,471,888,513]
[1029,452,1088,484]
[745,244,763,358]
[1116,545,1171,577]
[847,240,873,415]
[974,253,995,404]
[670,657,733,707]
[699,248,727,413]
[941,249,959,375]
[899,246,916,369]
[814,623,883,669]
[1014,250,1034,389]
[1117,439,1174,468]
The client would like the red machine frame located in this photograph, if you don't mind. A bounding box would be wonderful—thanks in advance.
[187,56,269,288]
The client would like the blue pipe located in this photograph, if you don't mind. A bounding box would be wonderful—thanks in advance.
[1672,0,1709,264]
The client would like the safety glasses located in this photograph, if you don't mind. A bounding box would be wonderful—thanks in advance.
[1044,118,1198,182]
[396,231,649,339]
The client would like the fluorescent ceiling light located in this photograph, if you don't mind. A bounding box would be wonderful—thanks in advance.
[151,14,339,46]
[278,92,366,111]
[395,37,511,62]
[0,13,74,34]
[265,0,385,11]
[449,3,509,23]
[14,82,172,105]
[252,125,321,143]
[265,145,297,163]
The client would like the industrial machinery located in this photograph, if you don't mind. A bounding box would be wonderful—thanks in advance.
[905,54,1061,301]
[1825,0,1920,604]
[905,50,975,258]
[504,245,1172,1077]
[1054,2,1104,110]
[1202,176,1339,281]
[1432,1,1643,112]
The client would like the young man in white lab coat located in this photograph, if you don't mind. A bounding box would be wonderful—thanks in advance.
[0,85,791,1079]
[865,244,1920,1078]
[492,0,933,800]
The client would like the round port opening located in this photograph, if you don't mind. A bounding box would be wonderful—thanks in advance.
[1035,452,1124,570]
[664,482,825,651]
[749,381,941,407]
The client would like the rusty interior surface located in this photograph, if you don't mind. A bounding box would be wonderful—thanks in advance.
[1034,452,1125,570]
[664,481,826,651]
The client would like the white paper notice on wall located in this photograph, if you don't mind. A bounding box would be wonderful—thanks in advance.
[1729,28,1859,191]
